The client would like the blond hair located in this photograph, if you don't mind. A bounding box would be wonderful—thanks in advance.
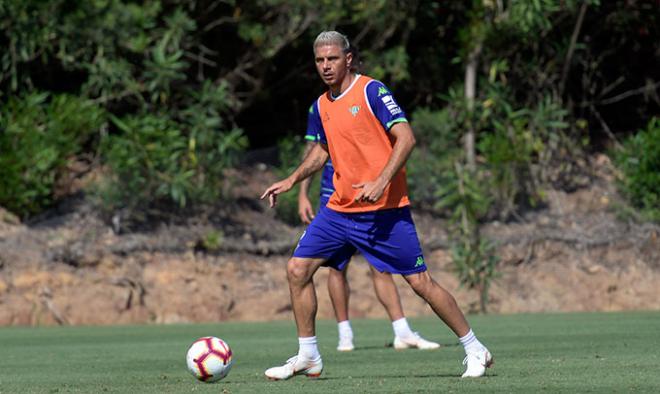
[313,31,350,53]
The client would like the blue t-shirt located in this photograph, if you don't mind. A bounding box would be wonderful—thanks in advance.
[305,77,408,206]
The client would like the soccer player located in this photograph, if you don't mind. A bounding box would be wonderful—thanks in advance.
[261,31,492,380]
[298,110,440,353]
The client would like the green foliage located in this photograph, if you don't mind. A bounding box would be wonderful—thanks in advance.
[0,1,248,220]
[407,108,462,207]
[479,94,570,217]
[98,108,246,214]
[435,162,499,313]
[435,163,492,224]
[409,80,574,312]
[450,239,500,313]
[411,85,570,220]
[99,114,190,211]
[200,229,224,252]
[0,93,105,217]
[273,135,320,226]
[614,118,660,222]
[0,0,657,230]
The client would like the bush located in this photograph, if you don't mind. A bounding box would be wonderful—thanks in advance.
[0,92,105,217]
[614,118,660,222]
[407,107,462,208]
[95,79,246,220]
[273,135,320,226]
[97,111,246,216]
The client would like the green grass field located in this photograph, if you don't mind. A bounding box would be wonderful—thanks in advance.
[0,311,658,393]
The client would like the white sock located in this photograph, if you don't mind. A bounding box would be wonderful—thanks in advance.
[459,329,485,354]
[338,320,353,339]
[298,336,321,361]
[392,317,415,339]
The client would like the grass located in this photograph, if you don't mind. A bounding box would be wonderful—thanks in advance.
[0,311,659,393]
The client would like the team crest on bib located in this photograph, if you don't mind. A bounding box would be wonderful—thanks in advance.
[349,105,361,117]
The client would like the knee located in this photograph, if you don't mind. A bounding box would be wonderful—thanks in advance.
[287,258,313,285]
[405,271,434,297]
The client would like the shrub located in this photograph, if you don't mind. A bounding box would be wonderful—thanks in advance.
[614,118,660,222]
[407,107,462,208]
[95,80,247,221]
[273,135,320,226]
[0,92,105,217]
[97,111,246,216]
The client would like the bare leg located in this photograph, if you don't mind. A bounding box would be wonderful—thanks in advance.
[369,265,405,322]
[327,265,350,322]
[403,271,470,337]
[287,257,327,337]
[264,257,326,380]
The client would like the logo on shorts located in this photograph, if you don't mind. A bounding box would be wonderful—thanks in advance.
[349,105,361,117]
[415,256,425,267]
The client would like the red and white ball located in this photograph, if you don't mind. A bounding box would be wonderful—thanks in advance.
[186,336,233,382]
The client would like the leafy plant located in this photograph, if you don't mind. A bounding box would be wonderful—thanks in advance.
[614,118,660,222]
[0,92,105,217]
[200,230,224,252]
[273,135,320,226]
[436,162,499,313]
[97,107,246,218]
[450,239,500,313]
[407,106,462,208]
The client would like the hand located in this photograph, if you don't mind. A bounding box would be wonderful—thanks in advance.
[298,195,315,224]
[260,178,294,208]
[352,179,387,203]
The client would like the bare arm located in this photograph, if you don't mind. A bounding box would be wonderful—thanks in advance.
[298,141,316,201]
[353,122,416,203]
[298,141,317,223]
[261,143,329,208]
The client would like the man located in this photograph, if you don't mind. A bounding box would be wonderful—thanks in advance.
[260,31,492,380]
[298,107,440,352]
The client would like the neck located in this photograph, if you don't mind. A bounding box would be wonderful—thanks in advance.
[330,72,355,97]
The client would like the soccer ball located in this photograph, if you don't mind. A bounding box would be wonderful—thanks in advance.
[186,336,233,382]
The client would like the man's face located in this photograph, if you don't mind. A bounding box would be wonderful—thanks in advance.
[314,44,352,87]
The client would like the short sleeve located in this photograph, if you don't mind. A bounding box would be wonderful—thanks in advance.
[365,80,408,131]
[305,100,326,144]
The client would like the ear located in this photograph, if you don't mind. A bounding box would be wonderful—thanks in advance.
[345,51,353,68]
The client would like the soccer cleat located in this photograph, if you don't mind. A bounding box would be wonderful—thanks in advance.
[461,348,493,378]
[393,332,441,350]
[264,355,323,380]
[337,336,355,352]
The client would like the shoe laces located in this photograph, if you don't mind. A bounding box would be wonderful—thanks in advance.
[463,350,487,366]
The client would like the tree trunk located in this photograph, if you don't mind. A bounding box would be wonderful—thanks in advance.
[464,42,482,170]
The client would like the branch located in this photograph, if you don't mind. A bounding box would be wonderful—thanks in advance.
[203,16,235,32]
[598,81,660,106]
[184,51,217,67]
[559,2,588,97]
[590,105,622,149]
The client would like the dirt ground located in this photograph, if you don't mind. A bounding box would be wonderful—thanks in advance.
[0,154,658,326]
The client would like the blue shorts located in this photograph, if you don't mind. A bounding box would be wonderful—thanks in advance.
[293,205,427,275]
[315,196,353,270]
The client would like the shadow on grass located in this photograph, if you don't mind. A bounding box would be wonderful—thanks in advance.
[351,342,460,351]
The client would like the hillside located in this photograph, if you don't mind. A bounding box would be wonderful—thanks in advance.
[0,154,658,326]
